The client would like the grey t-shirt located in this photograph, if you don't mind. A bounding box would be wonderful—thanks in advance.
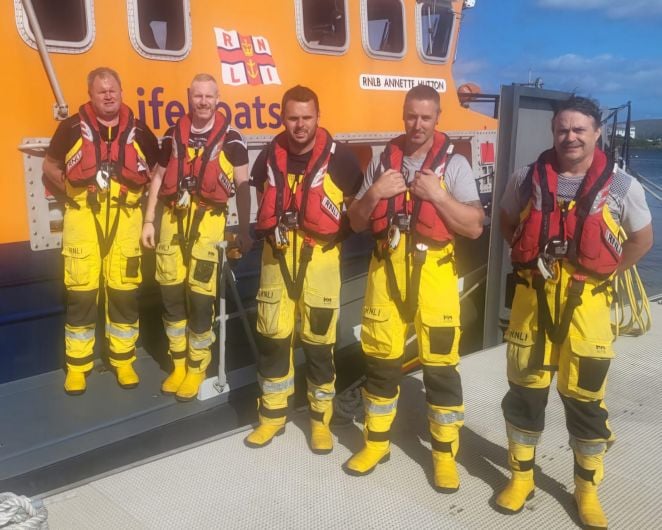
[355,151,480,204]
[500,164,651,234]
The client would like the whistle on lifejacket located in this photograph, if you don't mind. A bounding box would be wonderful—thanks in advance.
[273,223,290,250]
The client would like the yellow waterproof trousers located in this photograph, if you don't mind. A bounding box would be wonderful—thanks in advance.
[502,263,615,449]
[62,180,144,373]
[255,234,341,425]
[155,201,226,373]
[360,236,464,449]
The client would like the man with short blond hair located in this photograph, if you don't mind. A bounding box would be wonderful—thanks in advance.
[142,74,251,401]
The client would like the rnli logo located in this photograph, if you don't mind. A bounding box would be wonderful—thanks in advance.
[209,142,222,161]
[218,172,234,194]
[322,196,341,221]
[258,289,274,299]
[605,229,622,255]
[507,330,529,342]
[66,150,82,172]
[65,246,84,255]
[364,307,382,318]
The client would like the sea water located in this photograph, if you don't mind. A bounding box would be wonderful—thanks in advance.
[628,148,662,296]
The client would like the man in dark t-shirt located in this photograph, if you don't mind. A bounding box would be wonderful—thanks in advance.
[43,67,159,395]
[244,85,363,453]
[141,73,251,402]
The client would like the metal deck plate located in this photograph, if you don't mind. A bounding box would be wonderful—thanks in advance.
[41,303,662,529]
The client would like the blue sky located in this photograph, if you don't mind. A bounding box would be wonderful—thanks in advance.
[454,0,662,120]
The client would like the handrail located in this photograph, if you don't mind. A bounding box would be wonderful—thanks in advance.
[20,0,69,120]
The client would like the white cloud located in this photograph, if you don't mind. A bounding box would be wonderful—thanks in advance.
[455,52,662,118]
[537,0,662,18]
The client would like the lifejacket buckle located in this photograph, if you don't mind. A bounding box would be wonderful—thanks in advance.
[542,238,568,259]
[281,211,298,230]
[391,213,411,233]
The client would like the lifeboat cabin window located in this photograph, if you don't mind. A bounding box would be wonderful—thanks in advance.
[296,0,349,54]
[361,0,406,60]
[128,0,191,60]
[14,0,95,53]
[416,0,455,63]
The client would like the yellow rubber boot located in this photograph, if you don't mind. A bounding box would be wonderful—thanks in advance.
[429,415,462,493]
[161,359,187,395]
[245,413,286,448]
[64,371,87,395]
[308,376,335,454]
[344,390,396,475]
[175,371,206,402]
[116,364,139,389]
[496,441,536,514]
[344,438,390,475]
[574,445,608,529]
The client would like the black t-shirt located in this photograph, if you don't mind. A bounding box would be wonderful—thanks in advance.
[250,141,363,197]
[158,127,248,168]
[46,114,160,169]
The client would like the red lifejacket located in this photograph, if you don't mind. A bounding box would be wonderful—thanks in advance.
[65,102,149,189]
[510,147,622,278]
[370,131,453,245]
[159,112,233,206]
[255,128,341,240]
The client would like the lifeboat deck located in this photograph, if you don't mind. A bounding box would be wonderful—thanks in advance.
[37,302,662,529]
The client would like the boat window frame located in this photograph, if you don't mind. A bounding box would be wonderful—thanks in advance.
[415,0,456,64]
[13,0,95,54]
[295,0,350,55]
[360,0,407,61]
[127,0,192,61]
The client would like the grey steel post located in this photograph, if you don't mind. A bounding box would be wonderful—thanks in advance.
[20,0,69,120]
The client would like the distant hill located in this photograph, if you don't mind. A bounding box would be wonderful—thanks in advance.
[632,119,662,140]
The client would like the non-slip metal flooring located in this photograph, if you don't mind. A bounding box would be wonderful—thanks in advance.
[40,302,662,529]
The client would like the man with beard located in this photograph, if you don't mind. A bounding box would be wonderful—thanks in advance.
[245,85,363,453]
[141,73,251,401]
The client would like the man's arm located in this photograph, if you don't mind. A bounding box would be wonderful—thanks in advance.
[618,223,653,273]
[233,163,253,254]
[141,164,165,249]
[43,154,66,194]
[500,208,519,244]
[409,169,484,239]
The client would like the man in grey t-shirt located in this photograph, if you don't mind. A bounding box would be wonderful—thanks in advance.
[343,85,484,490]
[496,96,652,528]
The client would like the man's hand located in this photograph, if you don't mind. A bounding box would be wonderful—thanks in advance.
[410,169,445,203]
[141,222,156,249]
[373,169,407,199]
[236,230,254,255]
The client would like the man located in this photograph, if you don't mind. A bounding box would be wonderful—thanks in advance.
[141,73,251,402]
[245,85,363,453]
[497,96,652,528]
[345,85,484,491]
[43,67,160,394]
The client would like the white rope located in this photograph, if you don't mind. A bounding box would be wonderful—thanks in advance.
[0,493,48,530]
